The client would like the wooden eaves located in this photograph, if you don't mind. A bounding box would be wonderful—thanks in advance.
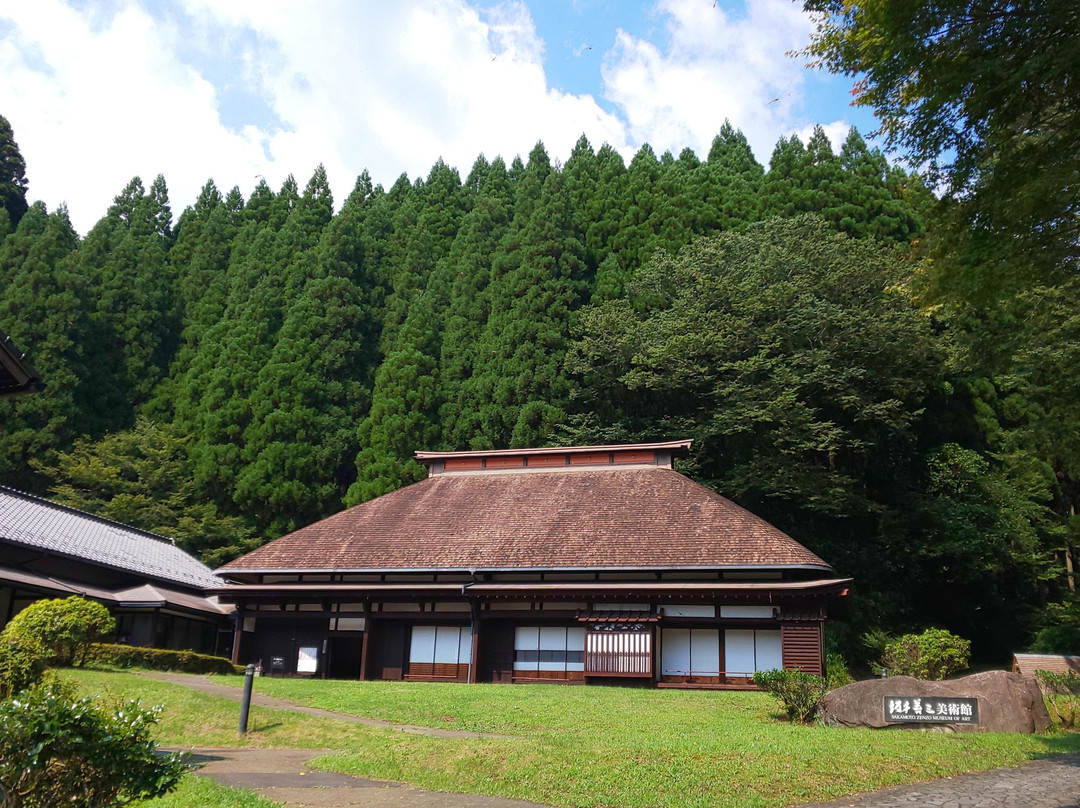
[0,329,44,397]
[208,578,853,602]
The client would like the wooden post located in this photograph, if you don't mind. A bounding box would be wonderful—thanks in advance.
[468,602,480,684]
[231,606,245,666]
[359,617,372,681]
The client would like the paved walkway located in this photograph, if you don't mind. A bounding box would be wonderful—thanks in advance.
[140,673,505,739]
[166,747,550,808]
[794,753,1080,808]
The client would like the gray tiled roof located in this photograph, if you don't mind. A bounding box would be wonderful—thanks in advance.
[0,487,220,590]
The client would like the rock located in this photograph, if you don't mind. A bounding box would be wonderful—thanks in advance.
[819,670,1051,734]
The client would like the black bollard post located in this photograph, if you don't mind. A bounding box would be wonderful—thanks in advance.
[238,663,255,735]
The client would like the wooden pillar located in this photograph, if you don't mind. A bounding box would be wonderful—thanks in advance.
[231,605,245,666]
[468,602,480,684]
[359,616,372,681]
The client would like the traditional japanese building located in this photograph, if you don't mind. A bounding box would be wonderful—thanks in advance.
[214,441,850,687]
[0,487,233,655]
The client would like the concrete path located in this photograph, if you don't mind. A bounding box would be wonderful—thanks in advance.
[168,747,550,808]
[140,673,505,739]
[795,753,1080,808]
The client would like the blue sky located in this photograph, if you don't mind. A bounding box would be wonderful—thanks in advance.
[0,0,879,234]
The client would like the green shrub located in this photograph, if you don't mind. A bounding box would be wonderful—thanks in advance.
[882,628,970,680]
[0,633,46,699]
[752,668,828,723]
[1034,669,1080,728]
[2,597,115,666]
[861,628,892,658]
[825,652,854,689]
[86,643,242,675]
[0,681,185,808]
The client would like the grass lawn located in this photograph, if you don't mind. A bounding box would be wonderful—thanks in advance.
[138,775,280,808]
[66,669,1080,808]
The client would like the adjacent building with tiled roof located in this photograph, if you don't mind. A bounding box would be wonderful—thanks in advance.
[215,441,851,687]
[0,486,232,655]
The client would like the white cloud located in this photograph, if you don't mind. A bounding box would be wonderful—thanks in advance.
[0,0,858,234]
[793,120,852,154]
[601,0,821,166]
[0,0,272,233]
[1,0,629,233]
[183,0,629,192]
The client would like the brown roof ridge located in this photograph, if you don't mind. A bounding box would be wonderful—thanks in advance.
[431,462,672,477]
[415,439,692,461]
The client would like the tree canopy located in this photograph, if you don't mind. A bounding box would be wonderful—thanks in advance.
[1,117,1074,659]
[803,0,1080,290]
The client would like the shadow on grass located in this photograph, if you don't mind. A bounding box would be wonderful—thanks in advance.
[1031,732,1080,759]
[244,722,283,733]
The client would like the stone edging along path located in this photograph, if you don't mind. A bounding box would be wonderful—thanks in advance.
[139,672,508,738]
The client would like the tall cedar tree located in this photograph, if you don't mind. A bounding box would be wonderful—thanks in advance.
[75,176,175,434]
[233,168,335,530]
[0,203,83,487]
[235,175,375,532]
[174,176,311,520]
[836,129,928,244]
[467,148,587,448]
[0,114,29,232]
[438,156,514,448]
[347,161,466,502]
[567,141,630,303]
[705,122,764,230]
[146,180,238,420]
[612,144,664,273]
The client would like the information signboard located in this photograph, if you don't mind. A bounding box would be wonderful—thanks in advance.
[884,696,978,724]
[296,646,319,674]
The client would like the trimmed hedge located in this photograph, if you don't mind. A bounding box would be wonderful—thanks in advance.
[87,644,242,675]
[3,597,114,666]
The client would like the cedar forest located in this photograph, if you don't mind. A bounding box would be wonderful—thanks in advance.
[0,3,1077,664]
